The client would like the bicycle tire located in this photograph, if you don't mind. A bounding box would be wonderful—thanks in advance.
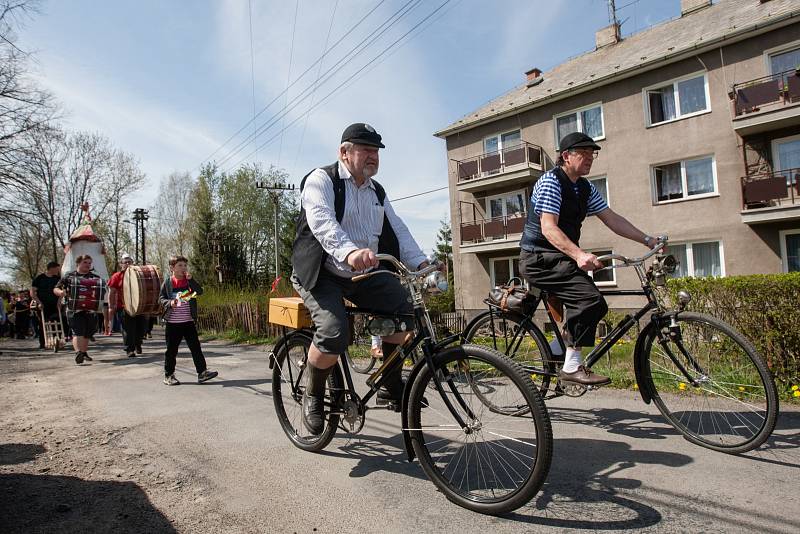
[463,310,556,401]
[346,314,377,374]
[272,333,343,452]
[641,312,778,454]
[407,344,552,515]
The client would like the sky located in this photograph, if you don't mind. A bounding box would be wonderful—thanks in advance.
[14,0,680,267]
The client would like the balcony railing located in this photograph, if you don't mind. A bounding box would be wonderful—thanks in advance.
[731,69,800,117]
[741,167,800,210]
[455,141,544,184]
[460,214,527,245]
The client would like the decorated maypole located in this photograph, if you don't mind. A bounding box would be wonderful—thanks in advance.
[61,202,109,280]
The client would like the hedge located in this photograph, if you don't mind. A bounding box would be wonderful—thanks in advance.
[666,273,800,393]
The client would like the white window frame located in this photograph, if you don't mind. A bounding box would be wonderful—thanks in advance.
[485,189,527,220]
[771,133,800,179]
[588,175,610,207]
[667,240,726,278]
[587,248,616,286]
[489,256,525,288]
[643,71,711,127]
[552,102,605,148]
[763,39,800,75]
[483,129,522,155]
[779,229,800,273]
[651,154,719,205]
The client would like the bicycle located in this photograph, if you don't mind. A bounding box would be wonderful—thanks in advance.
[269,254,553,515]
[344,311,424,375]
[463,238,779,454]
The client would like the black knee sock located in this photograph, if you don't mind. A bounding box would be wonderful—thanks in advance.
[307,364,333,397]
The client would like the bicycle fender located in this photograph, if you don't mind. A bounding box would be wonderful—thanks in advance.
[633,321,658,404]
[400,354,430,463]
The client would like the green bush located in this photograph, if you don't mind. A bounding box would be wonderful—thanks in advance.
[666,273,800,397]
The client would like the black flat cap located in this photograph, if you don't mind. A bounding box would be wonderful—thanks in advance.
[558,132,601,152]
[341,123,385,148]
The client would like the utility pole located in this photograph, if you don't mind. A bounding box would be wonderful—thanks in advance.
[131,208,149,264]
[255,182,295,280]
[208,230,229,284]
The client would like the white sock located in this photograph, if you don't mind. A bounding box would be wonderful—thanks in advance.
[549,338,563,356]
[562,347,583,373]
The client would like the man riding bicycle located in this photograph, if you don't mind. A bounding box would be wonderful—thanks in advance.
[292,123,430,435]
[519,132,659,386]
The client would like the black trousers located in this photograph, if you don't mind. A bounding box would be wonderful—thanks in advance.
[122,312,146,353]
[164,321,207,376]
[519,249,608,348]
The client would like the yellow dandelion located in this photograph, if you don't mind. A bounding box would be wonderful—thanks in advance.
[678,382,687,391]
[794,390,800,398]
[633,383,639,390]
[738,386,745,392]
[792,385,799,391]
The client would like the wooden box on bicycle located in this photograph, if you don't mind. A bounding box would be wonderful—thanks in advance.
[268,297,312,329]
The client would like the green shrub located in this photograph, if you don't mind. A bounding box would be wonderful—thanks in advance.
[666,273,800,397]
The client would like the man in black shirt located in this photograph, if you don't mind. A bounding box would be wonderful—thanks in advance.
[32,261,63,349]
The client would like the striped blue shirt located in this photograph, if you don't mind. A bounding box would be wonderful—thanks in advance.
[531,169,608,217]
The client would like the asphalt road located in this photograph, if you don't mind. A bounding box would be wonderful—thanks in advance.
[1,331,798,533]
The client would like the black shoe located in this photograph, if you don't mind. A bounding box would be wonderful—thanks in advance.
[136,346,142,355]
[302,392,326,435]
[75,352,84,365]
[82,353,93,362]
[127,352,137,358]
[197,370,218,383]
[89,335,95,342]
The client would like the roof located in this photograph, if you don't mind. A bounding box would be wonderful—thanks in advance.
[434,0,800,138]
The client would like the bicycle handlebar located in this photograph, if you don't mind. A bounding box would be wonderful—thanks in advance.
[350,253,438,282]
[595,236,668,267]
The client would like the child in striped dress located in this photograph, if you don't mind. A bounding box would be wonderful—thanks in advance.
[158,255,218,386]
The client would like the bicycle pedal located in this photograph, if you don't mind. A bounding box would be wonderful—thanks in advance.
[375,398,401,412]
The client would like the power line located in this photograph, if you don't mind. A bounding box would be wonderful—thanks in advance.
[221,0,451,174]
[194,0,388,171]
[277,0,300,167]
[390,186,448,203]
[214,0,422,171]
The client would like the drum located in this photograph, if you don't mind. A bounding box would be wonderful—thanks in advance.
[123,265,162,316]
[66,275,107,314]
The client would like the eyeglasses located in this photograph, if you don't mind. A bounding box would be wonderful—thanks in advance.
[569,149,599,160]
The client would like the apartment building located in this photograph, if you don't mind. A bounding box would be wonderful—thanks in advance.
[434,0,800,315]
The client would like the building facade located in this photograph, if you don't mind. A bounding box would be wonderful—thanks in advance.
[435,0,800,316]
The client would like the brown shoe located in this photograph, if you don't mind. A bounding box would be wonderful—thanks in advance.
[559,365,611,386]
[370,347,383,359]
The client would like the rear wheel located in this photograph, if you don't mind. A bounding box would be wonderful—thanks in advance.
[407,344,552,515]
[272,333,343,452]
[642,312,778,454]
[463,310,556,402]
[345,313,377,374]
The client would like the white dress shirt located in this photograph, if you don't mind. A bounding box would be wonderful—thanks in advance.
[301,161,427,278]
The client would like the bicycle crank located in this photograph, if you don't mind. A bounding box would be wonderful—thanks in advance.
[339,399,365,434]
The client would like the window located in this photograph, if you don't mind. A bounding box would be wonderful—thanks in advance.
[554,103,604,145]
[664,241,724,278]
[588,249,615,285]
[645,73,709,126]
[490,256,523,288]
[769,47,800,78]
[771,134,800,186]
[589,176,609,205]
[486,190,526,220]
[780,230,800,273]
[484,130,521,154]
[652,156,716,203]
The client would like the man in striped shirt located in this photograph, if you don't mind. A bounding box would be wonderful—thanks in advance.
[519,132,659,386]
[292,123,430,435]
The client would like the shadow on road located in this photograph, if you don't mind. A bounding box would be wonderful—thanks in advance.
[547,405,680,441]
[322,432,427,481]
[741,409,800,468]
[0,443,175,534]
[506,437,691,529]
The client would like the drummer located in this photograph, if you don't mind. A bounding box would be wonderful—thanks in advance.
[54,254,102,365]
[107,253,146,358]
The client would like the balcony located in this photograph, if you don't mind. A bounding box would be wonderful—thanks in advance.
[730,69,800,136]
[740,168,800,224]
[459,214,526,253]
[455,141,545,193]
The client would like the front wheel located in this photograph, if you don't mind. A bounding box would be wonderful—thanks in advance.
[641,312,778,454]
[407,344,552,515]
[272,333,343,452]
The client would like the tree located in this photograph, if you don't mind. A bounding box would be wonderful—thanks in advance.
[148,171,194,274]
[187,165,216,285]
[427,217,455,313]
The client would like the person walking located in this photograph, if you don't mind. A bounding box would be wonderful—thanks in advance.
[107,253,146,358]
[54,255,105,364]
[158,255,217,386]
[31,261,63,350]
